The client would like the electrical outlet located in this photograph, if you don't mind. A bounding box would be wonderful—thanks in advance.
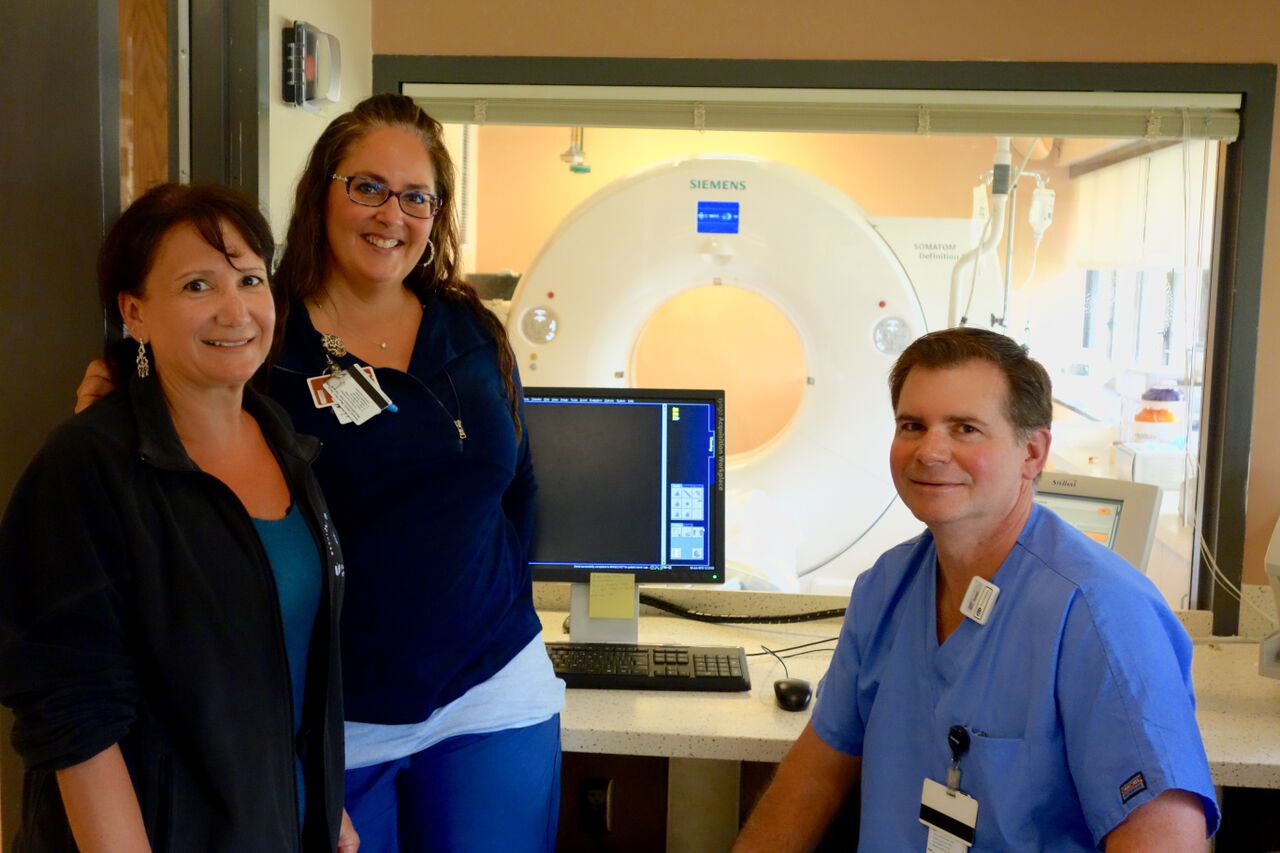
[578,777,614,833]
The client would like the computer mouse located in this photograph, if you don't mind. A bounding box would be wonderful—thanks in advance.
[774,678,813,712]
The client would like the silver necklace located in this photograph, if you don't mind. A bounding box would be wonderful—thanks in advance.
[316,296,417,351]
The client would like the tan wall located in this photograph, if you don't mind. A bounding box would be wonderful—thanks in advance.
[373,0,1280,584]
[471,127,1070,277]
[268,0,374,238]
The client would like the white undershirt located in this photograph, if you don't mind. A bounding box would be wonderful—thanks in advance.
[344,636,566,769]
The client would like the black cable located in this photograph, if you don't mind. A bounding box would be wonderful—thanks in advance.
[639,594,846,625]
[779,647,838,660]
[760,645,789,679]
[745,637,840,657]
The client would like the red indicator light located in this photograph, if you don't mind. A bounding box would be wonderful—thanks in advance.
[878,300,886,308]
[547,291,555,299]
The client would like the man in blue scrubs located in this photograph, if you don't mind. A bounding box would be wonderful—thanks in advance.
[735,328,1217,852]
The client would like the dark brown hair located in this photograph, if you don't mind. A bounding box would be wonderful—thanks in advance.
[98,182,276,385]
[888,327,1053,439]
[273,93,522,439]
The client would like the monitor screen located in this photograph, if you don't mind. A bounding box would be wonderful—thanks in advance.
[1031,492,1124,549]
[1031,473,1161,572]
[523,387,726,583]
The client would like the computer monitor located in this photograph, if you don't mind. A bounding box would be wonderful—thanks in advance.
[1032,472,1161,572]
[523,386,726,584]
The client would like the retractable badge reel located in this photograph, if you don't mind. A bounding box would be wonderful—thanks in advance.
[919,724,979,851]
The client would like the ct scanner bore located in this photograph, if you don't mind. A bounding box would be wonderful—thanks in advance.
[507,156,928,591]
[632,284,808,458]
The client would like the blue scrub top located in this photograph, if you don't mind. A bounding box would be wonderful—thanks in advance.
[812,505,1218,851]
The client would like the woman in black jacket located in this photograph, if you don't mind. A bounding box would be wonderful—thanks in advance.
[0,184,357,852]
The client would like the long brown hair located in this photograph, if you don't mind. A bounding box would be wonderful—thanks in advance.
[273,93,522,439]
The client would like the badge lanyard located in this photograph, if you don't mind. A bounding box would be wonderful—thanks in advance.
[919,724,979,851]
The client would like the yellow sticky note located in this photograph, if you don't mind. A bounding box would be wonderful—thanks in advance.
[588,572,636,620]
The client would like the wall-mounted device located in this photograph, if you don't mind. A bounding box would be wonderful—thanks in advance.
[282,21,341,111]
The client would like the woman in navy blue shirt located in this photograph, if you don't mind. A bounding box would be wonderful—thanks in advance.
[269,95,564,851]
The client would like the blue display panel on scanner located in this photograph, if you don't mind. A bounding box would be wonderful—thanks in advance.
[696,201,740,234]
[523,387,726,583]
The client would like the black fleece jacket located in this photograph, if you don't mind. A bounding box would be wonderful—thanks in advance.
[0,376,345,852]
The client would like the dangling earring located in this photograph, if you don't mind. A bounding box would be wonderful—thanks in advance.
[419,239,436,269]
[135,340,150,379]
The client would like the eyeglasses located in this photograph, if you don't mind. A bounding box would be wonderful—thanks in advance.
[331,174,442,219]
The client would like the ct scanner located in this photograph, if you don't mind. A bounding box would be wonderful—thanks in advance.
[505,156,990,593]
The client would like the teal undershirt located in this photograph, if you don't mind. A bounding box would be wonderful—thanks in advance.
[253,503,322,831]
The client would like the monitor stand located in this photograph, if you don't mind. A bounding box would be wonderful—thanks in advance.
[568,582,641,644]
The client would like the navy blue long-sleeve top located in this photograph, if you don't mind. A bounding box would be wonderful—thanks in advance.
[272,293,541,725]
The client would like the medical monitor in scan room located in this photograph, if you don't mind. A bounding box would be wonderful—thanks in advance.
[523,387,725,584]
[1032,472,1161,572]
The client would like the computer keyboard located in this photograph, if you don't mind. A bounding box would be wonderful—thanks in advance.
[545,642,751,691]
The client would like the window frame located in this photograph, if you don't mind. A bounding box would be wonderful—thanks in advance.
[372,56,1276,633]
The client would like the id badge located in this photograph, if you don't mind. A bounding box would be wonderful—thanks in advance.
[323,364,395,425]
[959,576,1000,625]
[308,366,387,424]
[919,777,977,852]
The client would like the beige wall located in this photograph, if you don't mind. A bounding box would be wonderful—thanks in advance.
[373,0,1280,584]
[268,0,373,238]
[471,127,1071,278]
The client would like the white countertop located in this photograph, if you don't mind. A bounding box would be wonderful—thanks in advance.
[543,612,1280,787]
[541,610,840,763]
[1191,641,1280,788]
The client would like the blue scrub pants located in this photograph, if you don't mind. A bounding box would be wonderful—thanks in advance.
[344,714,562,852]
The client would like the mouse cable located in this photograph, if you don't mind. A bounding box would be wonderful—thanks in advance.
[777,647,838,660]
[638,593,846,625]
[759,645,790,679]
[745,637,841,657]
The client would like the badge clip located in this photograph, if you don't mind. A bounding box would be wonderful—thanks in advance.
[958,576,1000,625]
